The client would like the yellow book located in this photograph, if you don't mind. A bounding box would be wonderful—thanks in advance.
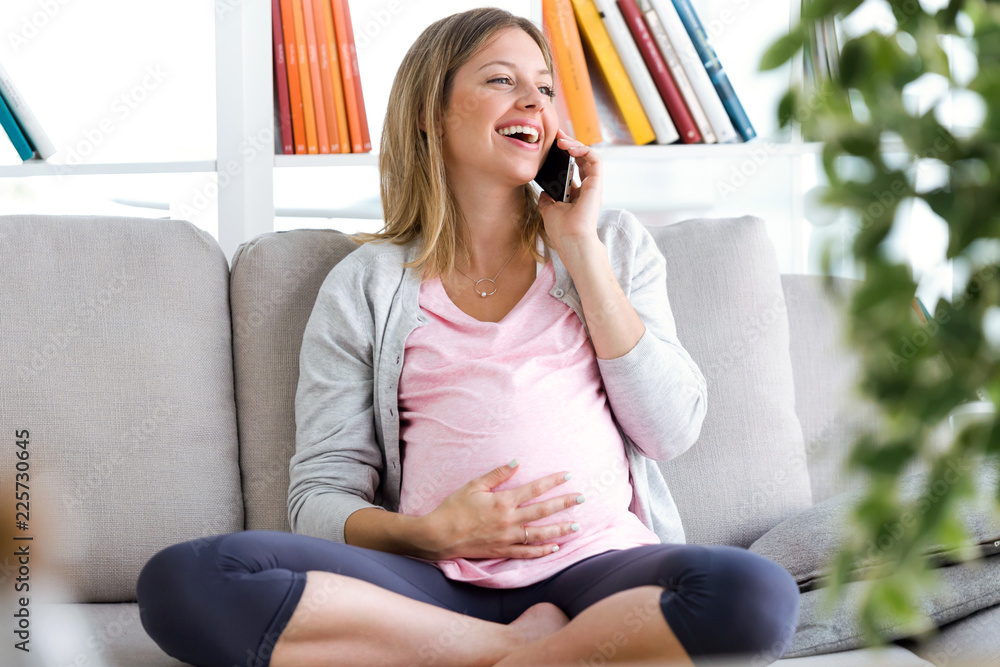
[569,0,655,145]
[543,0,602,145]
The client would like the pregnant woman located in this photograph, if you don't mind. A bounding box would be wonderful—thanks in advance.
[136,8,799,666]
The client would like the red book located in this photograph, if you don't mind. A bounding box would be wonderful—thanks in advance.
[617,0,701,143]
[271,0,294,154]
[278,0,306,153]
[331,0,372,152]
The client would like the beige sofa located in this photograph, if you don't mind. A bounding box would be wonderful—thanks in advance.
[1,213,997,666]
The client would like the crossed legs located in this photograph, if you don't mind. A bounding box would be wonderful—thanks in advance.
[270,572,691,666]
[137,532,799,667]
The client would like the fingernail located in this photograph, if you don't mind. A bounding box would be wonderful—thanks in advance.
[576,495,586,504]
[551,545,559,552]
[571,523,580,531]
[509,458,519,468]
[563,472,573,481]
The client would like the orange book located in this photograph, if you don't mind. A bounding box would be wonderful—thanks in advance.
[331,0,372,153]
[552,61,576,138]
[311,0,342,152]
[542,0,602,145]
[291,0,318,153]
[319,0,350,153]
[278,0,306,153]
[300,0,330,152]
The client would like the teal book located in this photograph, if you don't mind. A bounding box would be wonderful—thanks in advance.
[0,90,33,161]
[669,0,756,141]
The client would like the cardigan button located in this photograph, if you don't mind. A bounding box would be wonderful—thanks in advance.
[553,288,564,298]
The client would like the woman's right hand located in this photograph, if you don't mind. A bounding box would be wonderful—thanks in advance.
[421,460,584,561]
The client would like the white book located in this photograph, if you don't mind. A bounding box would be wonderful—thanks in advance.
[591,0,679,145]
[641,3,716,143]
[647,0,738,143]
[0,60,55,159]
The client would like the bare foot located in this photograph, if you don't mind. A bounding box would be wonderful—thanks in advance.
[508,602,571,648]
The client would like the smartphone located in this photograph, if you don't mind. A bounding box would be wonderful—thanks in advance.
[533,142,577,203]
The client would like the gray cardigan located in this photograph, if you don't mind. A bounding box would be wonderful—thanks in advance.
[290,208,708,547]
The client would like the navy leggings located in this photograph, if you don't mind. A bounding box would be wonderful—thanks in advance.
[136,530,799,667]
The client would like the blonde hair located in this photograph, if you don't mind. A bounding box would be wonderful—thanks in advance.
[350,8,555,282]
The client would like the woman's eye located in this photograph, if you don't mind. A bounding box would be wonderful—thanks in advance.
[488,77,556,99]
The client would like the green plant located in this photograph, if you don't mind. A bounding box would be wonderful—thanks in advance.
[761,0,1000,646]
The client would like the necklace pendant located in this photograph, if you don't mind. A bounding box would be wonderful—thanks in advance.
[474,278,498,298]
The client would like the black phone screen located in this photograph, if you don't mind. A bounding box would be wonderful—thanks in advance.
[533,143,575,202]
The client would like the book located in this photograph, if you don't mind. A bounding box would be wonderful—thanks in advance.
[648,0,737,142]
[278,0,307,153]
[591,0,679,144]
[618,0,700,143]
[272,0,294,154]
[552,64,577,138]
[311,0,342,153]
[300,0,331,153]
[640,0,716,143]
[542,0,603,145]
[570,0,656,145]
[586,46,636,145]
[0,60,55,159]
[319,0,351,153]
[0,91,33,161]
[331,0,372,153]
[669,0,755,141]
[290,0,319,153]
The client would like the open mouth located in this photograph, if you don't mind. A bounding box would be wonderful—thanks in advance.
[495,125,540,144]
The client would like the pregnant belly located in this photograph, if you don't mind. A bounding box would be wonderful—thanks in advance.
[398,415,634,547]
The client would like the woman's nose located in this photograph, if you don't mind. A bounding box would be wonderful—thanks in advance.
[517,83,547,108]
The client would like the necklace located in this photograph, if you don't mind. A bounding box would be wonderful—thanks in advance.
[454,245,521,298]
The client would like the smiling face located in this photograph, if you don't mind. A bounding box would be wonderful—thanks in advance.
[439,27,560,191]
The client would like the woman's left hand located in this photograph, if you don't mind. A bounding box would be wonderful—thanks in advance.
[537,128,602,253]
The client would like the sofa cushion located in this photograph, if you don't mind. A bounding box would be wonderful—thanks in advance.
[0,215,242,602]
[647,216,813,546]
[232,216,812,547]
[750,459,1000,590]
[229,229,360,531]
[780,274,891,503]
[783,554,1000,658]
[775,646,934,665]
[17,603,185,666]
[902,602,1000,666]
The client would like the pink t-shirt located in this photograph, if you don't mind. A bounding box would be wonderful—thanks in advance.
[397,255,661,589]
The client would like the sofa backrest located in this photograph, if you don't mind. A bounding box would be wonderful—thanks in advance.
[645,217,814,546]
[780,274,895,504]
[0,215,243,603]
[229,229,359,532]
[232,216,831,548]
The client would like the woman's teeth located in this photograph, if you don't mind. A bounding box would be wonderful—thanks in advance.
[496,126,539,143]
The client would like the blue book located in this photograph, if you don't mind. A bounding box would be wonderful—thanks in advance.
[669,0,756,141]
[0,90,33,161]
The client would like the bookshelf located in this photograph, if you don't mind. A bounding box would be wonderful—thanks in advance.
[0,0,820,271]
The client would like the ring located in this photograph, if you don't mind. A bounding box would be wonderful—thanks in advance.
[523,525,528,544]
